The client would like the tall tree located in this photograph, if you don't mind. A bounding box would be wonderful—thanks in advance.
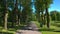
[35,0,45,27]
[3,0,8,30]
[44,0,53,28]
[14,0,19,25]
[7,0,15,27]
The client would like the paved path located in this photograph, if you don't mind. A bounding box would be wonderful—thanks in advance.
[16,30,42,34]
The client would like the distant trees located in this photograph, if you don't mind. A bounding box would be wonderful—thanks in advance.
[50,11,60,21]
[19,0,32,24]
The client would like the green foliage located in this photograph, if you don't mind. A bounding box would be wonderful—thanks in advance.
[50,11,60,21]
[0,0,57,31]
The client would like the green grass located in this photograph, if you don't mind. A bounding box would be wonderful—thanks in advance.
[42,31,60,34]
[0,29,15,34]
[0,26,16,34]
[33,21,40,28]
[34,21,60,34]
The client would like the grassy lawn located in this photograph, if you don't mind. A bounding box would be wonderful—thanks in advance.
[34,21,60,34]
[0,29,15,34]
[0,26,16,34]
[40,26,60,34]
[42,31,60,34]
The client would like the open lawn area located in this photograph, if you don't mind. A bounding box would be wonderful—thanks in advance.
[42,31,60,34]
[34,21,60,34]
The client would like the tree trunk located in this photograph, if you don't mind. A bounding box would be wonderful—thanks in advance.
[15,0,19,26]
[41,11,44,27]
[36,10,42,27]
[18,4,21,25]
[16,14,18,25]
[11,11,15,27]
[18,12,20,25]
[18,18,20,25]
[3,0,8,30]
[36,10,40,22]
[43,14,46,25]
[4,12,8,30]
[25,15,29,24]
[46,8,50,28]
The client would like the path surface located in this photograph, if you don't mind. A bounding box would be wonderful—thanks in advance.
[16,30,42,34]
[16,21,42,34]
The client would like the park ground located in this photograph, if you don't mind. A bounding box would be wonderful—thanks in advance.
[0,21,60,34]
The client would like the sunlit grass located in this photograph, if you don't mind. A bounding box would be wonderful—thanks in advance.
[42,31,60,34]
[0,26,15,34]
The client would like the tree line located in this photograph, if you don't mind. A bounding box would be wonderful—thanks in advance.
[0,0,53,30]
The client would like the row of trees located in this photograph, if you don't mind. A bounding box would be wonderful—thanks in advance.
[35,0,53,28]
[0,0,53,30]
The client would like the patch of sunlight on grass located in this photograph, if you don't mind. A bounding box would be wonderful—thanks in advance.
[42,31,60,34]
[33,21,40,28]
[50,25,60,30]
[2,29,8,32]
[7,31,15,34]
[0,27,2,28]
[0,29,15,34]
